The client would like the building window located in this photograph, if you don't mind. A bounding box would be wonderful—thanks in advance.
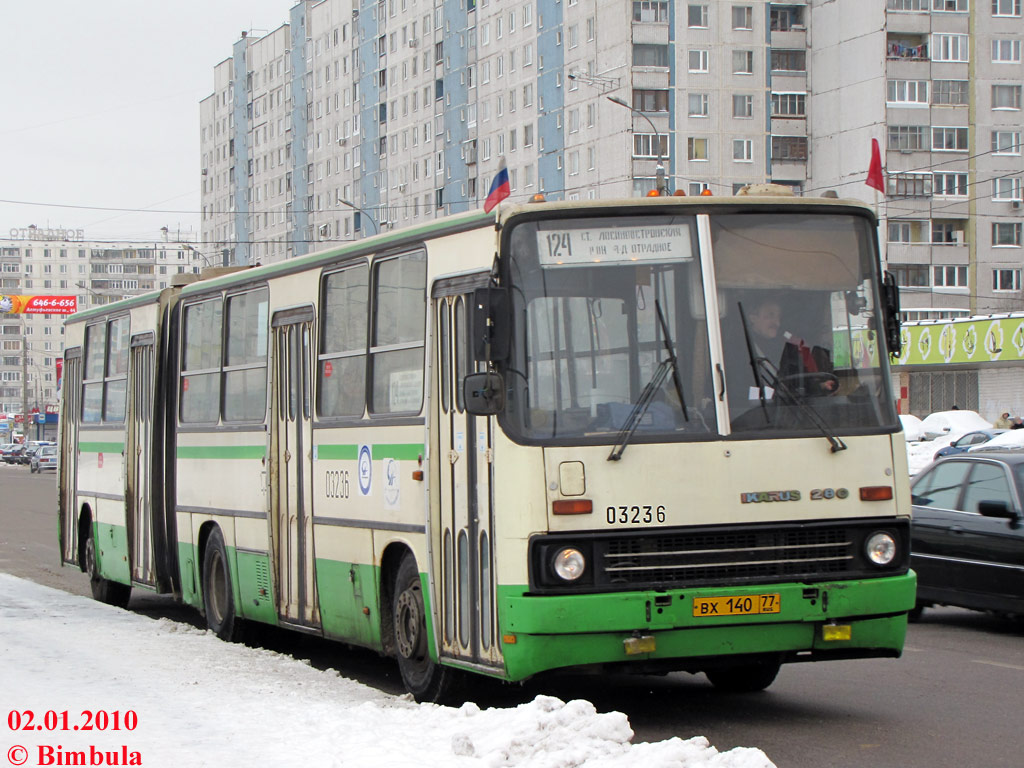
[934,172,968,196]
[770,49,805,72]
[633,134,669,159]
[889,125,926,151]
[932,80,969,105]
[688,92,710,117]
[887,173,933,198]
[770,5,804,30]
[933,266,968,288]
[732,50,754,74]
[993,268,1022,291]
[887,79,928,105]
[933,221,965,244]
[688,49,709,73]
[771,135,807,160]
[992,130,1022,154]
[932,126,969,151]
[992,84,1022,110]
[733,139,753,162]
[888,0,929,10]
[633,89,669,112]
[633,1,669,22]
[993,0,1022,17]
[771,92,806,116]
[633,44,669,67]
[890,264,930,287]
[732,6,753,29]
[687,4,709,27]
[688,137,709,161]
[993,177,1023,200]
[732,94,753,118]
[992,39,1022,62]
[992,222,1022,246]
[933,0,968,11]
[933,34,969,62]
[688,181,712,196]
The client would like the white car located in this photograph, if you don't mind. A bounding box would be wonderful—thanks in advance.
[967,429,1024,452]
[898,414,927,442]
[919,410,992,440]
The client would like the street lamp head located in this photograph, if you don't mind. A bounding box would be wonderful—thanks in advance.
[607,95,629,108]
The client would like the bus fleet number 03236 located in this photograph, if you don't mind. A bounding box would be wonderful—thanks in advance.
[606,505,667,525]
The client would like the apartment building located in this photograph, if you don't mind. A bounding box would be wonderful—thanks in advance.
[0,228,202,418]
[199,0,1024,318]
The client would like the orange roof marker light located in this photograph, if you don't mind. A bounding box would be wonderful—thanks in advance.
[673,189,686,196]
[530,193,546,203]
[646,189,661,197]
[700,188,713,196]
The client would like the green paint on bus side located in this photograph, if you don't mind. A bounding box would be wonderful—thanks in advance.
[372,444,424,461]
[79,442,125,454]
[492,572,916,681]
[176,445,266,459]
[177,540,202,610]
[235,549,279,625]
[315,559,383,649]
[315,444,359,460]
[93,521,131,585]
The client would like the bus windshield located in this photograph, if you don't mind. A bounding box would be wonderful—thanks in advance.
[501,210,897,444]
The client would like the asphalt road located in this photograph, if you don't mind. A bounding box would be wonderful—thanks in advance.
[3,463,1022,767]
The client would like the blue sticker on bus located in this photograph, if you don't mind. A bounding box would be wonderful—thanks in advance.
[358,444,372,496]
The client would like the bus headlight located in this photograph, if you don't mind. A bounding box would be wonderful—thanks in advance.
[552,547,586,581]
[865,532,897,566]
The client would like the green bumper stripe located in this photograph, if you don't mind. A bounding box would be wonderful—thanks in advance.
[177,445,266,459]
[79,442,124,453]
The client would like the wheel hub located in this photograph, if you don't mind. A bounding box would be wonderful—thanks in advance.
[395,588,422,659]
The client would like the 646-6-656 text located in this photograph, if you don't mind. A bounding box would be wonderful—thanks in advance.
[7,710,138,732]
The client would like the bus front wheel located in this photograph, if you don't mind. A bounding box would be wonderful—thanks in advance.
[705,659,781,693]
[392,554,460,703]
[84,525,131,608]
[202,528,242,642]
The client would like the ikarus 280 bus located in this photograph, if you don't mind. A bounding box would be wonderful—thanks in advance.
[59,189,915,701]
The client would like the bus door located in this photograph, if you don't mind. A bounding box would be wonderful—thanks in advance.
[270,308,320,628]
[433,291,501,668]
[59,350,83,566]
[127,335,157,586]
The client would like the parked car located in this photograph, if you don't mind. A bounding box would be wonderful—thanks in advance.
[910,453,1024,618]
[933,429,1007,461]
[969,430,1024,453]
[31,444,57,473]
[18,443,42,466]
[919,409,992,440]
[899,414,927,442]
[1,444,25,464]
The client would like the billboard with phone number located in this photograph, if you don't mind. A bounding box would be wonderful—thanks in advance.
[0,295,78,315]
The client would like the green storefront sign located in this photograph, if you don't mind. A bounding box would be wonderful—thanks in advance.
[891,316,1024,367]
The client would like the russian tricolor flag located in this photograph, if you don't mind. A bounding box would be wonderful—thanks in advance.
[484,157,510,213]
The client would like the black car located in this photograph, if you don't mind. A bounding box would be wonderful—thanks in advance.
[910,453,1024,618]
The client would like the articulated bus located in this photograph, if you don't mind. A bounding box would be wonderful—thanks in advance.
[59,191,915,701]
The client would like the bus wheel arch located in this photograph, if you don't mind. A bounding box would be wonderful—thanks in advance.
[389,549,463,703]
[79,504,131,609]
[199,523,242,642]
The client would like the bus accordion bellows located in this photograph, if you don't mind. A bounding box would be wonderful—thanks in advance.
[58,193,915,702]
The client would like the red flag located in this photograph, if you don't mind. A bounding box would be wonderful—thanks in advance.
[866,138,885,192]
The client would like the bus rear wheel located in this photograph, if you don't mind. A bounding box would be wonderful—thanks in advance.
[84,525,131,608]
[202,528,242,642]
[392,554,461,703]
[705,659,781,693]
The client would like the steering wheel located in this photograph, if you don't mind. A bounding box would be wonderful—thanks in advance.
[776,371,840,395]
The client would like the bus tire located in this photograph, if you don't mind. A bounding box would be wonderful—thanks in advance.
[84,525,131,608]
[392,554,460,703]
[202,528,242,642]
[705,659,781,693]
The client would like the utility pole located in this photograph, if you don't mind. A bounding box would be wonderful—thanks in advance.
[20,321,28,443]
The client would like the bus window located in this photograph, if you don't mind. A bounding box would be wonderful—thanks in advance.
[103,316,130,423]
[180,299,223,423]
[224,288,269,422]
[370,251,425,415]
[82,322,107,423]
[319,265,368,419]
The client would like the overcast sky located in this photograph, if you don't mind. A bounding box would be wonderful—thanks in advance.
[1,0,292,244]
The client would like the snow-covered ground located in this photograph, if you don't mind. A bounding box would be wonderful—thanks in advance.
[0,574,775,768]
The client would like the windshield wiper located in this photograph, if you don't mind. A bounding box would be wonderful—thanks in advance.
[736,302,847,454]
[609,301,687,461]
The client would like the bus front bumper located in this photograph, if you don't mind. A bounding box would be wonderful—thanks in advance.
[495,572,916,681]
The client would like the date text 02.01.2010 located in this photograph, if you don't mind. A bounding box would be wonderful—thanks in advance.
[7,710,138,732]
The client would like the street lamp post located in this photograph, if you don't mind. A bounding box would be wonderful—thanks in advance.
[338,198,380,235]
[608,95,667,195]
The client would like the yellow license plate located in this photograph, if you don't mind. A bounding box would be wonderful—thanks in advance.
[692,593,781,617]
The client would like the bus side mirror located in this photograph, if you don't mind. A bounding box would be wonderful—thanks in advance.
[464,372,505,415]
[882,272,902,358]
[470,287,510,362]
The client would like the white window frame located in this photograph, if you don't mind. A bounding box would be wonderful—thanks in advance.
[932,126,969,151]
[934,172,968,196]
[687,4,709,27]
[933,265,968,288]
[932,0,968,11]
[687,137,710,161]
[933,33,969,62]
[688,49,709,73]
[992,39,1022,62]
[688,92,710,117]
[992,221,1023,246]
[992,84,1022,110]
[887,79,929,105]
[993,0,1022,17]
[993,177,1023,200]
[732,138,753,162]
